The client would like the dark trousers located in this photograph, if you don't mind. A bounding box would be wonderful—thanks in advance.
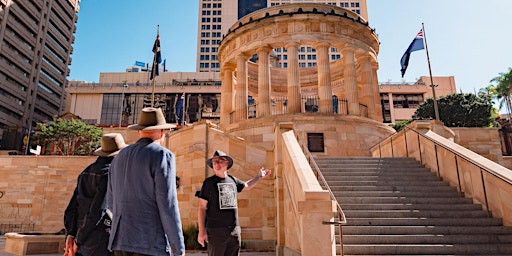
[77,228,111,256]
[207,226,241,256]
[113,251,150,256]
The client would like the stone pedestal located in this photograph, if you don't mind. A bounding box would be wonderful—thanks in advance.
[4,232,65,255]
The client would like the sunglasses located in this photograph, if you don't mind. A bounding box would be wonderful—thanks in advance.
[212,158,227,164]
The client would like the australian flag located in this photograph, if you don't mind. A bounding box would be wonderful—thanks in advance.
[176,93,185,125]
[150,33,162,80]
[400,29,425,77]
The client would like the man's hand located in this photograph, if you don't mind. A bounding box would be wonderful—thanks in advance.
[197,230,208,247]
[260,168,271,178]
[63,235,77,256]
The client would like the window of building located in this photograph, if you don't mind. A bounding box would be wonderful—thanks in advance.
[392,94,424,108]
[380,93,391,123]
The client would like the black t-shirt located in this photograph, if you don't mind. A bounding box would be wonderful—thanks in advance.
[197,175,245,228]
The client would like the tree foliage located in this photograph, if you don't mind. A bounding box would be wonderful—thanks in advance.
[391,119,412,131]
[31,118,103,155]
[413,93,495,127]
[479,67,512,116]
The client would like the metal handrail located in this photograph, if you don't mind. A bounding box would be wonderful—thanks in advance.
[371,126,512,186]
[297,137,347,225]
[370,125,512,218]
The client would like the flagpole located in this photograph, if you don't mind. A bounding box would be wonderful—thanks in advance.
[422,23,440,121]
[182,93,186,126]
[151,25,159,108]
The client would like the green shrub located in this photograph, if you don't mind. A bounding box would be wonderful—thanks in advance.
[183,223,203,250]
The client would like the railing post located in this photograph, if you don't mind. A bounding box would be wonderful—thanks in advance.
[417,132,423,165]
[404,129,409,158]
[390,137,394,157]
[434,144,441,177]
[454,156,463,195]
[480,169,492,217]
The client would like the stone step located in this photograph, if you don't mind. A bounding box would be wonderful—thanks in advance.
[321,167,435,176]
[340,203,481,211]
[315,157,418,162]
[334,190,462,198]
[316,164,423,169]
[328,184,456,191]
[338,196,474,205]
[343,234,512,244]
[345,217,504,226]
[326,180,450,186]
[343,209,488,218]
[325,175,441,181]
[343,244,512,255]
[314,156,512,256]
[342,225,512,235]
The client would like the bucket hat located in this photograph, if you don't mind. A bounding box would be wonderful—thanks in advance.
[206,150,234,169]
[93,133,127,157]
[128,107,176,130]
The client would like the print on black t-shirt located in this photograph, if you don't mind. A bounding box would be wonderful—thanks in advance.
[218,183,237,209]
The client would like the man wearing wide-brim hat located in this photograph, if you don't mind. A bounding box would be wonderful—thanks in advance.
[196,150,271,255]
[64,133,127,256]
[107,107,185,256]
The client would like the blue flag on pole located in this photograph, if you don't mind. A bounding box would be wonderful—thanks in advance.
[176,93,185,125]
[150,33,162,80]
[400,29,424,77]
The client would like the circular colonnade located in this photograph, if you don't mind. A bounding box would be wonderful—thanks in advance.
[218,3,382,129]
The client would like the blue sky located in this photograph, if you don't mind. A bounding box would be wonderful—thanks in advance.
[69,1,512,100]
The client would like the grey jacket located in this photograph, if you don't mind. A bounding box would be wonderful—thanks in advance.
[107,138,185,255]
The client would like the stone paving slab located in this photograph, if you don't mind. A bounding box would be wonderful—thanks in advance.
[1,236,274,256]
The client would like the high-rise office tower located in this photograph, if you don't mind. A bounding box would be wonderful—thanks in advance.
[196,0,367,72]
[0,0,80,151]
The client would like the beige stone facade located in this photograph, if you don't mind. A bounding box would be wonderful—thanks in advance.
[379,76,457,123]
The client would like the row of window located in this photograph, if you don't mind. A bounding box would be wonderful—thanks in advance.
[202,3,222,8]
[199,55,218,61]
[270,2,360,8]
[200,40,222,45]
[201,32,222,38]
[201,25,222,30]
[199,62,221,69]
[200,47,218,53]
[201,17,222,23]
[201,10,222,16]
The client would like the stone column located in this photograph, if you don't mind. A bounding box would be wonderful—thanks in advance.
[235,54,249,122]
[315,42,333,113]
[220,64,235,129]
[372,62,383,122]
[257,46,272,117]
[358,53,376,119]
[342,46,360,116]
[285,42,301,113]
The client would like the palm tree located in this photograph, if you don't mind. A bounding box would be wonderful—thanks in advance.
[490,68,512,119]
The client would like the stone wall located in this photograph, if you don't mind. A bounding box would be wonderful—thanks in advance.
[0,156,95,233]
[0,123,277,248]
[168,123,277,244]
[451,127,504,165]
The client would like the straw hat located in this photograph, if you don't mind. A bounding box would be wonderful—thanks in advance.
[206,150,234,170]
[128,107,176,130]
[93,133,127,157]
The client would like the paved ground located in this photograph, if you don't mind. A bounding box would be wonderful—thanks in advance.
[0,236,275,256]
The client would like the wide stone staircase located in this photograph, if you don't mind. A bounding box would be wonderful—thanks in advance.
[314,157,512,255]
